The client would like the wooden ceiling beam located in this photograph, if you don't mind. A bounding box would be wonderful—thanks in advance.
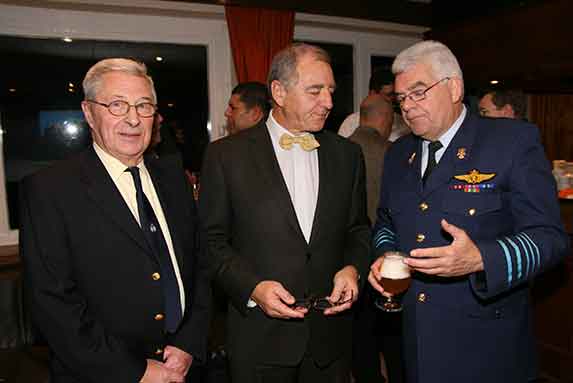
[427,0,573,93]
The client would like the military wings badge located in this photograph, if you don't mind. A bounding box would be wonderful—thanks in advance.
[454,169,496,184]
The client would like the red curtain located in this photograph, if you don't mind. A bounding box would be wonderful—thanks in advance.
[225,6,294,83]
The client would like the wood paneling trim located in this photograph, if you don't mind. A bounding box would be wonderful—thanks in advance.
[530,94,573,162]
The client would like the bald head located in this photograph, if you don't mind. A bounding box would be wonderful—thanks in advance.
[359,94,394,140]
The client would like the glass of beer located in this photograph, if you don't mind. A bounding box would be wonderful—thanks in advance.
[375,251,411,312]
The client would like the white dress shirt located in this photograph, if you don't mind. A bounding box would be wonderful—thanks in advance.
[93,143,185,314]
[421,105,467,175]
[266,111,319,244]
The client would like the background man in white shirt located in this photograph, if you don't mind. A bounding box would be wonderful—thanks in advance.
[338,68,410,142]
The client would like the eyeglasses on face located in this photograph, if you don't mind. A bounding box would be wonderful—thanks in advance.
[289,292,353,311]
[395,77,450,108]
[86,99,157,118]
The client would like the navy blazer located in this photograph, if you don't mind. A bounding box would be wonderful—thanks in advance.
[373,112,569,383]
[19,148,210,382]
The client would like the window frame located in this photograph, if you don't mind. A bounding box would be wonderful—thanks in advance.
[0,1,426,247]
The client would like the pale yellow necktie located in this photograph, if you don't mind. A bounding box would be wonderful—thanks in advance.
[279,133,320,151]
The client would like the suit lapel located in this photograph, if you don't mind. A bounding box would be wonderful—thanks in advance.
[249,125,307,242]
[79,148,152,257]
[146,157,186,268]
[309,132,332,244]
[409,137,424,196]
[396,135,424,197]
[422,112,478,197]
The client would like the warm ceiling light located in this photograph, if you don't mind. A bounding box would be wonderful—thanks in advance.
[69,82,74,87]
[68,88,74,93]
[8,88,16,93]
[490,80,499,85]
[167,103,174,107]
[155,56,163,62]
[62,37,73,43]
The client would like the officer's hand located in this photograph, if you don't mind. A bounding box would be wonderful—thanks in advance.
[405,219,484,277]
[251,280,307,319]
[368,256,393,298]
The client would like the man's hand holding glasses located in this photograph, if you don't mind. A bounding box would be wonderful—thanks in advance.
[251,265,359,318]
[288,291,354,315]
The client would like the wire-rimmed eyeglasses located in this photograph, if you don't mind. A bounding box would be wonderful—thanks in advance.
[289,292,353,311]
[395,77,450,108]
[86,99,157,118]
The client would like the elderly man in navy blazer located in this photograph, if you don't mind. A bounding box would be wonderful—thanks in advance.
[20,58,210,383]
[368,40,569,383]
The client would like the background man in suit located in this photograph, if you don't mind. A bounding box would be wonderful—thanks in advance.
[348,94,394,383]
[368,41,568,382]
[478,88,527,120]
[349,94,393,224]
[19,58,210,383]
[224,81,271,135]
[200,43,370,382]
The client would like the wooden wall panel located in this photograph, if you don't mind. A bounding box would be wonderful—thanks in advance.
[427,0,573,93]
[530,94,573,162]
[532,200,573,382]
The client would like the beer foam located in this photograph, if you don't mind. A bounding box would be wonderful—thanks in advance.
[380,255,410,279]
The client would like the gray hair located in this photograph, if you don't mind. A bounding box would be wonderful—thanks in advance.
[82,58,157,103]
[392,40,464,84]
[267,43,331,91]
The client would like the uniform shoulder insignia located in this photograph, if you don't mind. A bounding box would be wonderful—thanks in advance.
[454,169,496,184]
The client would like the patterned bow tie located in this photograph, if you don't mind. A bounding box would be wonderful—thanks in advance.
[279,133,320,151]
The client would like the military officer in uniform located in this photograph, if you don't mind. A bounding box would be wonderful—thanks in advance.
[368,40,568,383]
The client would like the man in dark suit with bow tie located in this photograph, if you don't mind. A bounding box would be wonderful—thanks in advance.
[368,40,569,383]
[19,58,210,383]
[200,43,370,382]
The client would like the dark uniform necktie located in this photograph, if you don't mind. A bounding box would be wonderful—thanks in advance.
[423,140,443,184]
[126,166,182,333]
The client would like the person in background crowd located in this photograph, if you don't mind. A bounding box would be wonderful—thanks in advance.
[224,81,270,135]
[147,112,164,159]
[478,89,527,120]
[338,68,409,142]
[20,58,210,383]
[349,94,393,225]
[348,93,397,383]
[369,40,568,383]
[200,43,370,382]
